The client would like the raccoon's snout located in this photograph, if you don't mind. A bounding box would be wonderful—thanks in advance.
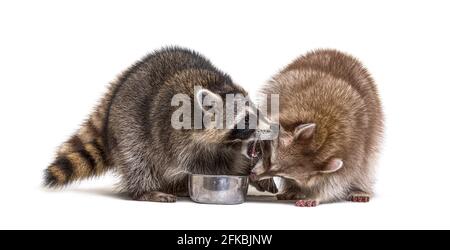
[250,161,266,180]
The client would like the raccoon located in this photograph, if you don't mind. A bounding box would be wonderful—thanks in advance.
[44,47,275,202]
[251,49,383,206]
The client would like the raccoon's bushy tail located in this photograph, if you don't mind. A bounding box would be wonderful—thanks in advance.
[44,81,118,187]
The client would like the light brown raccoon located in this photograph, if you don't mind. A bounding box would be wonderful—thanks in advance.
[44,47,276,202]
[252,49,383,206]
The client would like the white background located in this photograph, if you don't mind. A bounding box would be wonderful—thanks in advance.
[1,0,449,229]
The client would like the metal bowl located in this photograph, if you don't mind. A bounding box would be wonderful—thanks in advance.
[188,174,249,205]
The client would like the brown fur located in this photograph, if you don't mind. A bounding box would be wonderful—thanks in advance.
[254,49,383,205]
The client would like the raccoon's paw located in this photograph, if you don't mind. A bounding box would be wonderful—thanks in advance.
[134,191,177,203]
[348,192,371,203]
[295,199,319,207]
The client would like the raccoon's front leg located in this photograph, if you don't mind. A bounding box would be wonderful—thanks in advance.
[133,191,177,203]
[276,192,306,200]
[251,178,278,193]
[276,180,305,200]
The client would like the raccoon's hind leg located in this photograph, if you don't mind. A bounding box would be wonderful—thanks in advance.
[133,191,177,203]
[116,147,187,203]
[120,164,178,202]
[348,191,371,203]
[123,165,187,203]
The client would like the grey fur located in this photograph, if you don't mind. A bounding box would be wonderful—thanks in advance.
[106,47,266,201]
[44,47,276,202]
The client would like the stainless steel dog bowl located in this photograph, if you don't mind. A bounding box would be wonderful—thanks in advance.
[188,174,249,205]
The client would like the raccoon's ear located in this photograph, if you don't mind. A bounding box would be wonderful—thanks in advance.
[320,158,343,174]
[293,123,316,140]
[195,88,223,112]
[279,126,294,147]
[279,132,293,147]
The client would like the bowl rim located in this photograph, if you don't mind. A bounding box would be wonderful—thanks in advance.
[189,173,249,178]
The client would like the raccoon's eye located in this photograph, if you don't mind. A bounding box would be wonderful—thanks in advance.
[247,141,262,159]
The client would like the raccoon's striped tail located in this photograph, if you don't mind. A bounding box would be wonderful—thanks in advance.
[44,82,117,187]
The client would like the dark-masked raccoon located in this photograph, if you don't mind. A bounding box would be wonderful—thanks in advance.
[44,47,276,202]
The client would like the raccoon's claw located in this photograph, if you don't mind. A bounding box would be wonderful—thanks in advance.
[295,199,318,207]
[134,191,177,203]
[348,193,370,203]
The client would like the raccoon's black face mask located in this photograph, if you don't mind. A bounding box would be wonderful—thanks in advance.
[195,87,273,161]
[195,87,259,141]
